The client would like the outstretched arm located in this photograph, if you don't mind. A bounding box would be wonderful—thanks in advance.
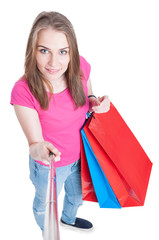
[14,105,61,163]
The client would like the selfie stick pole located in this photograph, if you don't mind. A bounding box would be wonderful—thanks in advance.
[43,153,60,240]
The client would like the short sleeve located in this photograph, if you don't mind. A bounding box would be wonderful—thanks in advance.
[80,56,91,81]
[10,79,38,110]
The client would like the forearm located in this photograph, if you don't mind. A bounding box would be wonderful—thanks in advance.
[87,78,98,111]
[14,105,61,162]
[29,142,43,160]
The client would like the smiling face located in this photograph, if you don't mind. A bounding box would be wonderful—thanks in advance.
[35,28,70,83]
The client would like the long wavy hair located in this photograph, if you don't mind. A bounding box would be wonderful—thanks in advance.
[24,11,86,109]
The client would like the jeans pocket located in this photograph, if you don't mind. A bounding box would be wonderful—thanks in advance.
[29,156,40,186]
[71,159,81,173]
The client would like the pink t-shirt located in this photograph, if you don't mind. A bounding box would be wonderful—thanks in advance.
[10,56,90,167]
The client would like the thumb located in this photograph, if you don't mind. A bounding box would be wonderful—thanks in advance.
[46,142,61,162]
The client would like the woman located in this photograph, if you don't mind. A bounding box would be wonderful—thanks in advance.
[10,11,110,233]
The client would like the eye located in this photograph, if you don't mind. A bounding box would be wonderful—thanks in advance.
[40,49,49,54]
[60,50,67,55]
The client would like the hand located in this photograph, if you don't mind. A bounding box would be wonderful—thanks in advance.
[90,95,110,113]
[29,141,61,164]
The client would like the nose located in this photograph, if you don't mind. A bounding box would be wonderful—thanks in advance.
[48,53,58,67]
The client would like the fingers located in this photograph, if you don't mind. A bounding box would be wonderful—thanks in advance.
[46,142,61,162]
[93,95,110,113]
[89,98,100,112]
[49,149,61,162]
[90,98,100,107]
[98,95,109,103]
[29,141,61,164]
[103,96,110,111]
[94,98,101,106]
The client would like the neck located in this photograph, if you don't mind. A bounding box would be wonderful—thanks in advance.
[46,76,68,94]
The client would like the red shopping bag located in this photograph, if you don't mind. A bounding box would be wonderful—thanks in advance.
[81,103,152,207]
[81,136,98,202]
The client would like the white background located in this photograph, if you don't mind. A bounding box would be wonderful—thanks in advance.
[0,0,159,239]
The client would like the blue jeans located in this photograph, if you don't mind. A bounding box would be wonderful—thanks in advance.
[29,155,83,231]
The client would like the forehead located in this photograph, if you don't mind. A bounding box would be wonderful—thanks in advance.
[37,28,69,49]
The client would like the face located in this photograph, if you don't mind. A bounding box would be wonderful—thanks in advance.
[35,28,70,83]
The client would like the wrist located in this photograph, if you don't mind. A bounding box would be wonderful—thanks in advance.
[29,142,42,160]
[88,94,97,99]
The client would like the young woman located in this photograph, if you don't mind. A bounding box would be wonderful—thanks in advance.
[10,11,110,233]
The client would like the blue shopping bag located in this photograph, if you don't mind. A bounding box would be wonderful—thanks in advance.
[81,129,121,209]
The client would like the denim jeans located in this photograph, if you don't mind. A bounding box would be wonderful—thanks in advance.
[29,155,83,231]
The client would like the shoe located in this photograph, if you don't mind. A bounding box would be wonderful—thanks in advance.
[60,217,93,231]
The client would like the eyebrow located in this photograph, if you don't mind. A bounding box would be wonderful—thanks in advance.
[37,45,69,50]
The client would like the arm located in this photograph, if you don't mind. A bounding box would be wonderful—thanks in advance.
[87,77,94,96]
[14,105,61,163]
[87,78,100,111]
[87,78,110,113]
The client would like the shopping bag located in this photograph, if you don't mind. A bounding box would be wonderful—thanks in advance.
[81,135,98,203]
[81,130,121,208]
[81,103,152,207]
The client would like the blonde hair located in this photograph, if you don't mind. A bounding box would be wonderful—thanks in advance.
[24,11,86,109]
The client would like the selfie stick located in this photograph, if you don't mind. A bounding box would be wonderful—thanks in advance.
[43,153,60,240]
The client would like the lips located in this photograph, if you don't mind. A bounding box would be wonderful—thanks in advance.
[46,68,60,74]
